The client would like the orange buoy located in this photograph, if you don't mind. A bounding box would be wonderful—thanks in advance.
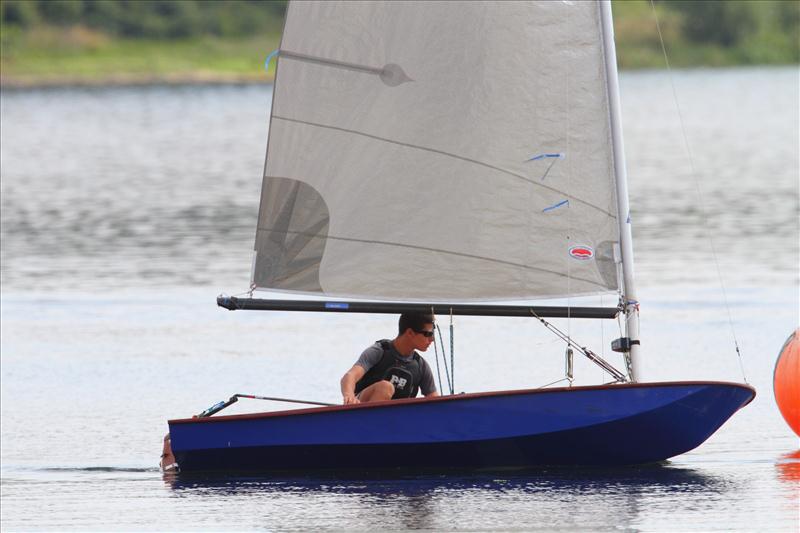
[774,329,800,437]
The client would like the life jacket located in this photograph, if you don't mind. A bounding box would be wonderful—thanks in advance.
[354,339,423,399]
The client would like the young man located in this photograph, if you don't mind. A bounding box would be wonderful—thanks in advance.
[340,312,440,404]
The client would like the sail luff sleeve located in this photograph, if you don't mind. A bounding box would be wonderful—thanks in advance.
[251,1,294,289]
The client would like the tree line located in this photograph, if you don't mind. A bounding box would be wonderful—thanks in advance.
[1,0,797,65]
[1,0,288,39]
[664,0,798,48]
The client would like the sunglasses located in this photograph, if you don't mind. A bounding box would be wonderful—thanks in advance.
[414,329,435,338]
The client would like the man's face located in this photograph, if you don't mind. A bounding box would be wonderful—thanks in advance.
[410,323,435,351]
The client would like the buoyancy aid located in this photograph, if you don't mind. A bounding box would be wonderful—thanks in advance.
[354,339,423,399]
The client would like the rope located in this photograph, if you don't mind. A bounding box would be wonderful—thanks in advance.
[649,0,747,383]
[235,393,334,407]
[538,377,571,389]
[225,288,255,298]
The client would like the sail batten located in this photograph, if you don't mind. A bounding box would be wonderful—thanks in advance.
[253,0,622,302]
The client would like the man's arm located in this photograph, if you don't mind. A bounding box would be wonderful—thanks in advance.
[420,358,440,398]
[340,364,366,405]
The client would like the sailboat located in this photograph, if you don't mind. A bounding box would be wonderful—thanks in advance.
[166,0,754,473]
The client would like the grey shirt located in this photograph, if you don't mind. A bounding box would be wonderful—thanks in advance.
[355,341,437,396]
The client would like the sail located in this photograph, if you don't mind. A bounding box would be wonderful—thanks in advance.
[253,0,622,302]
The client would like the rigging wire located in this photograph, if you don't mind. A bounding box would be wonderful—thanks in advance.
[434,323,453,395]
[430,306,456,395]
[432,323,445,395]
[530,309,628,383]
[649,0,748,383]
[565,9,574,349]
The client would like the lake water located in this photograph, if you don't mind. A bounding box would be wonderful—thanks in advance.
[1,67,798,531]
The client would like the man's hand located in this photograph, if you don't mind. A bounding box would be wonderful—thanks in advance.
[342,392,361,405]
[341,364,366,405]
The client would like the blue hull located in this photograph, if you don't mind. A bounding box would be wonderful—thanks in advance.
[168,381,754,472]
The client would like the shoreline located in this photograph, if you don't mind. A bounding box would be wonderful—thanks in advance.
[0,72,275,89]
[2,64,795,90]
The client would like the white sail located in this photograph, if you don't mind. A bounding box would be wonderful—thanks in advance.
[253,0,622,302]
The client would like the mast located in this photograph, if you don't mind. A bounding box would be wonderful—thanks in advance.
[599,0,642,381]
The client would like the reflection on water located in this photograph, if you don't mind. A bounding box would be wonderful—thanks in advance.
[775,449,800,484]
[164,463,729,496]
[159,464,731,531]
[43,466,160,473]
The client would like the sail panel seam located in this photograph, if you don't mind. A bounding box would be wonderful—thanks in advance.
[256,226,608,288]
[271,115,617,219]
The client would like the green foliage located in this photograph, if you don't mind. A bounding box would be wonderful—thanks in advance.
[82,1,125,34]
[1,0,41,26]
[0,0,797,85]
[37,0,84,26]
[197,0,285,37]
[777,0,800,31]
[613,0,799,68]
[1,0,288,38]
[664,0,758,46]
[0,32,282,83]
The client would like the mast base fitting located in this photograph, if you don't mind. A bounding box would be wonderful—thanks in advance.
[612,337,640,353]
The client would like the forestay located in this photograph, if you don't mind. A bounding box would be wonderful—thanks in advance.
[253,0,622,302]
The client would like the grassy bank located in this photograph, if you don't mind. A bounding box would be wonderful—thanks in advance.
[1,25,280,86]
[1,0,797,87]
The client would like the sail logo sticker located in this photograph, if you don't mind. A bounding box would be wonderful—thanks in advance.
[569,246,594,260]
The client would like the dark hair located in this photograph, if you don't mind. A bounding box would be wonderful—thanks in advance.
[398,312,435,335]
